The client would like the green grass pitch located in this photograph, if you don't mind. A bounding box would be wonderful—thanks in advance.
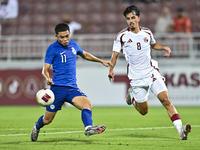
[0,106,199,150]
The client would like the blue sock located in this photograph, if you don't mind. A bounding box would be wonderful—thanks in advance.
[36,115,44,130]
[81,109,93,128]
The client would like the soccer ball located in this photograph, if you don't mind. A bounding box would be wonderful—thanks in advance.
[36,89,55,107]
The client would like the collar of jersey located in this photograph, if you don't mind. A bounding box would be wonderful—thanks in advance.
[54,40,71,48]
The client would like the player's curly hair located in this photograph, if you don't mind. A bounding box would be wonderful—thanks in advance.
[123,5,140,17]
[55,23,70,34]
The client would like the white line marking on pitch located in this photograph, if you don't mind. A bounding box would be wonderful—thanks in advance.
[0,125,199,137]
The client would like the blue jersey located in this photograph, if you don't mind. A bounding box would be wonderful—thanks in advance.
[44,40,83,88]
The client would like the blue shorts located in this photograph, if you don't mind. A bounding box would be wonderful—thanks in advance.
[46,85,87,112]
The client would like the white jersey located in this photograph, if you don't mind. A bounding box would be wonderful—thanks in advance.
[113,27,157,80]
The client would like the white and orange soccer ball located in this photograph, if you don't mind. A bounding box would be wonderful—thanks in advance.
[36,89,55,107]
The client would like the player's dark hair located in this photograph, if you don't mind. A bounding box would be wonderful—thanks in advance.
[123,5,140,17]
[177,7,184,12]
[54,23,70,34]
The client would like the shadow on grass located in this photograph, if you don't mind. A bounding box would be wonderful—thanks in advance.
[108,133,178,140]
[1,138,94,145]
[41,137,91,142]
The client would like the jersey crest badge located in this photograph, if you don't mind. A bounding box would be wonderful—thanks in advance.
[143,37,148,43]
[71,47,76,55]
[127,39,133,43]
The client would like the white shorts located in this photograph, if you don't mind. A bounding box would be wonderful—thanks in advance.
[129,69,167,103]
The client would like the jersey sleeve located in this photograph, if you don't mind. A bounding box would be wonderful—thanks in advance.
[44,45,55,64]
[112,34,122,53]
[149,30,156,45]
[74,41,83,55]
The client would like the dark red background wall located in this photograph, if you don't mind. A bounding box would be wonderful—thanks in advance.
[0,70,52,105]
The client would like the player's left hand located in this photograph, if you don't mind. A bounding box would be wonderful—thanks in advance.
[102,60,113,67]
[164,46,171,57]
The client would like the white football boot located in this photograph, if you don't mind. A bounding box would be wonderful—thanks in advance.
[31,122,40,142]
[126,88,132,105]
[85,125,106,137]
[180,123,191,140]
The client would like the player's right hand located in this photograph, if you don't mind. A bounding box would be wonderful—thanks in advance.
[46,78,54,85]
[108,71,115,82]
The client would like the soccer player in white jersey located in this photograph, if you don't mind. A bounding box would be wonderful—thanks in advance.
[108,5,191,140]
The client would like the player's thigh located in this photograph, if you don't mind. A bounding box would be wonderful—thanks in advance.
[47,85,68,112]
[72,96,92,110]
[151,77,168,97]
[131,86,150,103]
[43,110,57,124]
[131,86,149,112]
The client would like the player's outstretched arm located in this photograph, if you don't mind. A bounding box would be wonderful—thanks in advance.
[80,51,112,67]
[151,42,171,57]
[42,63,54,85]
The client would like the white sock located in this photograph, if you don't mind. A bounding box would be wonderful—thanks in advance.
[173,119,183,136]
[85,125,92,131]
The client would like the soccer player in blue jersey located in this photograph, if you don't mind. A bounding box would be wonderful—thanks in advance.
[31,23,112,142]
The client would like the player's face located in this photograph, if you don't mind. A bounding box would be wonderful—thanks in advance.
[125,12,140,32]
[177,12,183,18]
[55,30,70,47]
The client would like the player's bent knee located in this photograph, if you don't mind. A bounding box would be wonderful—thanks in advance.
[138,107,148,115]
[83,103,92,110]
[72,96,93,110]
[43,111,56,125]
[140,109,148,115]
[43,118,53,125]
[81,97,93,110]
[137,101,148,115]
